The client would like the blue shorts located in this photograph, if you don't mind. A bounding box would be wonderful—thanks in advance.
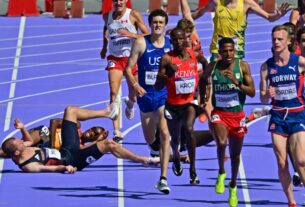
[137,91,167,113]
[268,109,305,137]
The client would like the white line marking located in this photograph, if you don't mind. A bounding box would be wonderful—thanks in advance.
[0,30,101,42]
[4,17,26,132]
[239,115,269,207]
[0,47,101,61]
[0,81,109,104]
[0,68,104,85]
[0,38,101,51]
[117,122,142,207]
[0,57,100,72]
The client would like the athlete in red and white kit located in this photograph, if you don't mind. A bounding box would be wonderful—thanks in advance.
[100,0,149,141]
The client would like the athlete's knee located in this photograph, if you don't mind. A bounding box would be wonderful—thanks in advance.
[217,139,227,148]
[64,106,78,116]
[103,139,118,152]
[160,131,170,143]
[276,159,288,172]
[185,124,194,134]
[294,156,305,168]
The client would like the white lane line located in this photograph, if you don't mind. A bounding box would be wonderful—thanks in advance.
[117,122,142,207]
[0,24,103,29]
[0,57,100,72]
[0,30,101,42]
[0,38,101,51]
[0,47,101,60]
[0,81,110,104]
[240,115,269,207]
[0,68,104,85]
[4,16,26,132]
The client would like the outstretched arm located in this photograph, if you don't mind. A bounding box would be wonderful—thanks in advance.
[181,0,194,23]
[290,9,300,25]
[192,0,217,20]
[14,118,34,147]
[22,163,76,173]
[120,10,149,39]
[245,0,290,22]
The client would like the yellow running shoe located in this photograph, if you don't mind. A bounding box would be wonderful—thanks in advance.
[215,173,226,194]
[228,183,238,207]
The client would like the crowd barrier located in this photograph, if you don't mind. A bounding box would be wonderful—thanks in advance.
[5,0,277,17]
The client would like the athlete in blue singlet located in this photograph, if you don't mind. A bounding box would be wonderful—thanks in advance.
[124,9,171,194]
[260,25,305,207]
[136,35,171,112]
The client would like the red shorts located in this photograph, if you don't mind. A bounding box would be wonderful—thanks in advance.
[106,55,137,75]
[211,109,247,139]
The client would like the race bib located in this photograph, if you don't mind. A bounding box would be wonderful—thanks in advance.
[175,78,196,94]
[145,71,158,85]
[274,83,297,101]
[215,92,240,108]
[44,148,61,160]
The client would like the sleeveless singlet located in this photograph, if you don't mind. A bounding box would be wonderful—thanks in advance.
[17,148,64,168]
[166,48,198,105]
[211,59,245,112]
[211,0,246,58]
[107,8,137,57]
[138,35,171,93]
[266,53,304,108]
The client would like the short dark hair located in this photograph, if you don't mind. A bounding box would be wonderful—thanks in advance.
[177,18,194,33]
[297,27,305,43]
[170,27,184,40]
[1,138,17,157]
[218,37,235,48]
[148,9,168,25]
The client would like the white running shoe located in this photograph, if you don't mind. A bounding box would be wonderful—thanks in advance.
[155,179,170,194]
[144,157,160,167]
[124,97,135,120]
[106,103,119,120]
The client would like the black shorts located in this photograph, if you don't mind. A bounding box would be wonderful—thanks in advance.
[164,102,199,120]
[60,120,104,170]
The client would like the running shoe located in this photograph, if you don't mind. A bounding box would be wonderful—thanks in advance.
[145,156,160,166]
[293,172,302,186]
[288,203,296,207]
[106,103,119,120]
[215,173,226,194]
[124,97,135,120]
[190,171,200,184]
[228,182,238,207]
[172,161,183,176]
[155,179,170,194]
[112,130,123,144]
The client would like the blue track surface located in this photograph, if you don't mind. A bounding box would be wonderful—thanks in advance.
[0,13,303,207]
